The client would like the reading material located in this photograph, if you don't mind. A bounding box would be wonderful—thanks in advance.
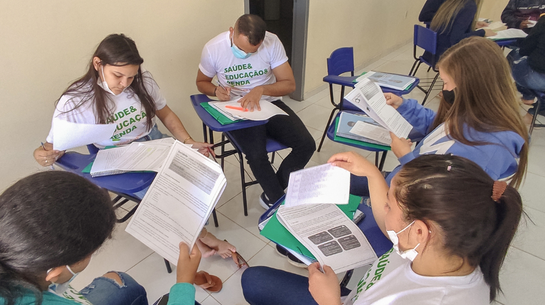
[354,71,416,91]
[284,164,350,207]
[276,204,377,274]
[344,78,413,139]
[336,112,391,146]
[52,118,116,151]
[209,99,288,121]
[125,140,227,264]
[488,28,528,40]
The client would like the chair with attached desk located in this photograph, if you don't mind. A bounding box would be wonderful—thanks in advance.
[258,194,392,289]
[409,24,440,106]
[191,94,288,218]
[55,145,174,273]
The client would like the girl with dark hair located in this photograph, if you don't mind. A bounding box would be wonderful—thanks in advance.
[0,171,204,305]
[31,33,236,258]
[33,33,211,162]
[241,153,523,304]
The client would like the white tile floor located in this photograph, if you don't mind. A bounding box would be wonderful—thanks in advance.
[70,43,545,305]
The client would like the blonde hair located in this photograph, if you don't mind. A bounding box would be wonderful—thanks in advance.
[430,37,528,188]
[431,0,481,34]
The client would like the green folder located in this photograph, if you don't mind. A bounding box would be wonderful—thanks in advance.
[260,195,362,259]
[200,102,243,125]
[333,117,391,151]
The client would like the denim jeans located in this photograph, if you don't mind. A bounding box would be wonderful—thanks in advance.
[79,272,148,305]
[227,100,316,203]
[241,266,351,305]
[512,56,545,115]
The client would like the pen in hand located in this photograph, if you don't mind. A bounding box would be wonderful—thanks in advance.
[41,142,55,170]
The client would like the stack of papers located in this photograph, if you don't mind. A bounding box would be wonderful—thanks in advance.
[336,112,391,146]
[261,164,377,274]
[208,99,288,121]
[354,71,416,91]
[90,138,175,177]
[344,78,413,139]
[488,28,528,40]
[126,140,227,264]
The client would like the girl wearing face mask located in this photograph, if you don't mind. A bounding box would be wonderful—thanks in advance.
[242,154,523,305]
[0,171,203,305]
[352,37,528,196]
[31,33,236,259]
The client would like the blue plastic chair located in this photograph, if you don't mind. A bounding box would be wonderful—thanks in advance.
[190,94,288,217]
[319,47,362,152]
[409,25,440,106]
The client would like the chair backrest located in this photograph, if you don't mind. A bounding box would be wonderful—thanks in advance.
[327,47,354,77]
[414,24,437,55]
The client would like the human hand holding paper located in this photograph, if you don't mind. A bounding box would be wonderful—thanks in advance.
[308,263,342,305]
[389,131,412,159]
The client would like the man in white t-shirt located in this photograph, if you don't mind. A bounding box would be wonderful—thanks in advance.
[196,14,315,208]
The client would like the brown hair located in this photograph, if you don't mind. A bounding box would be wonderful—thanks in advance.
[429,36,528,188]
[235,14,267,46]
[430,0,481,34]
[394,154,523,301]
[58,34,156,130]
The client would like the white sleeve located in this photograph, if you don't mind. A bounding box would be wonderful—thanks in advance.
[142,71,167,111]
[198,43,217,78]
[269,34,289,70]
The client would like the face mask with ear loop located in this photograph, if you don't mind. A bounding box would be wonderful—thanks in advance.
[230,35,253,59]
[47,265,80,295]
[386,221,421,261]
[97,65,127,96]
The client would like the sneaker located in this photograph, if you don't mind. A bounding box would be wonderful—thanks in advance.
[258,192,273,209]
[275,244,289,257]
[286,252,308,269]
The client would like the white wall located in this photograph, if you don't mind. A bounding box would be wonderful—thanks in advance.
[304,0,426,94]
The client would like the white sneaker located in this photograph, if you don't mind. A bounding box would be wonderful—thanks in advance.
[258,192,273,209]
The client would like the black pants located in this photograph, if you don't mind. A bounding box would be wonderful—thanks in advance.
[227,100,315,203]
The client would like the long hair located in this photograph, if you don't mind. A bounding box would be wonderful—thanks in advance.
[429,36,528,188]
[58,33,156,130]
[0,171,116,305]
[394,154,523,301]
[430,0,481,34]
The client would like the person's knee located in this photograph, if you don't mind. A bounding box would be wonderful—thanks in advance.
[103,271,123,286]
[241,267,268,302]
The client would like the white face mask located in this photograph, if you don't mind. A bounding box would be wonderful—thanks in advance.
[98,66,126,96]
[47,265,79,295]
[387,220,420,261]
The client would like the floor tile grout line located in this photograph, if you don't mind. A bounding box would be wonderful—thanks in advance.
[510,245,545,262]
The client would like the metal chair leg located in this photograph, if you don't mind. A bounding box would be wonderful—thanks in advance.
[421,72,440,106]
[165,259,172,273]
[317,107,340,152]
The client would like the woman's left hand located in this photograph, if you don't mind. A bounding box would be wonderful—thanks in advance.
[308,263,342,305]
[185,140,214,157]
[390,132,413,159]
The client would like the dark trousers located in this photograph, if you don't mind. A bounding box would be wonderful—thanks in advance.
[227,100,315,203]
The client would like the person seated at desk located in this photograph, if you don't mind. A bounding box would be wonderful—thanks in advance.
[422,0,495,65]
[512,13,545,123]
[357,37,528,195]
[419,0,489,28]
[32,33,234,259]
[241,154,523,305]
[501,0,545,33]
[196,14,315,209]
[0,171,205,305]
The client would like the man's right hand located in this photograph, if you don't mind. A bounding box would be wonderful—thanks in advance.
[520,20,531,29]
[216,86,231,101]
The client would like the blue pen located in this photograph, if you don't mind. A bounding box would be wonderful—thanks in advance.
[41,142,55,170]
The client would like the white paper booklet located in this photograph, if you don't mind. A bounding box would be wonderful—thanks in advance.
[90,138,175,177]
[488,28,528,40]
[52,118,116,151]
[284,164,350,207]
[277,204,377,274]
[355,71,416,91]
[345,78,413,139]
[209,99,288,121]
[126,140,227,264]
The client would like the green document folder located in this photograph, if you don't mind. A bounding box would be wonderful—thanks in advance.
[260,195,362,259]
[200,102,243,125]
[333,117,391,151]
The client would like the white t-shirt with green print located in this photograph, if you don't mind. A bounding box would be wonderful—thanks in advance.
[46,71,166,148]
[343,248,489,305]
[198,31,288,101]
